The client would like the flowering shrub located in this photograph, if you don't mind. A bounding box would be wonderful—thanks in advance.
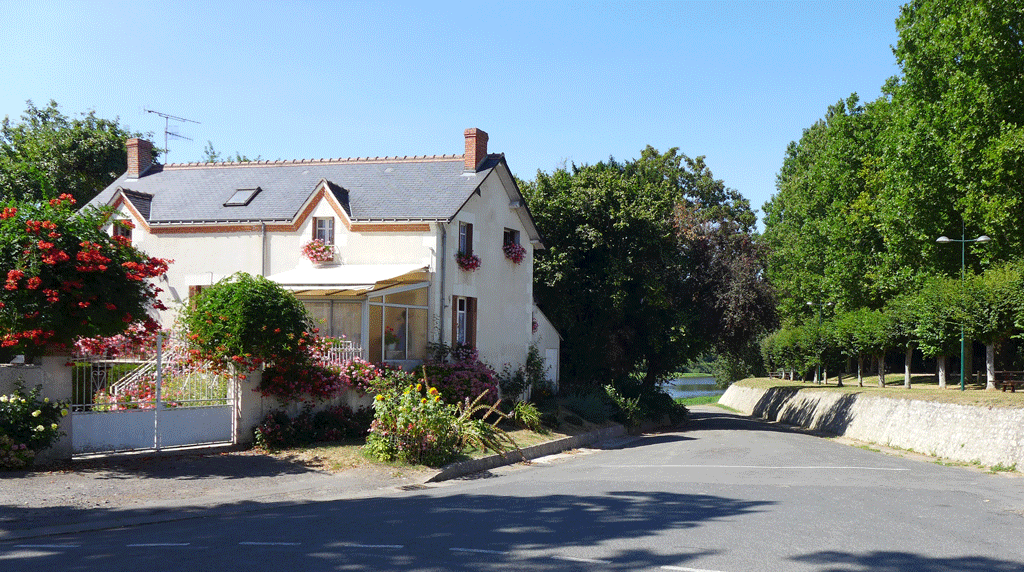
[364,382,461,466]
[73,323,164,359]
[0,381,68,469]
[418,344,499,406]
[178,273,315,372]
[253,404,373,451]
[301,239,334,263]
[455,250,481,272]
[258,361,345,404]
[502,242,526,264]
[335,357,382,394]
[0,195,169,357]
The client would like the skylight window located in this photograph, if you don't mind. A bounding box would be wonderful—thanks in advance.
[224,187,261,206]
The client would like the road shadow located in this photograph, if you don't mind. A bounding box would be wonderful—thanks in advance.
[684,407,813,435]
[790,549,1024,571]
[0,489,773,571]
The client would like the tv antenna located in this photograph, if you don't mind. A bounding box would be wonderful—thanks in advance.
[144,109,199,163]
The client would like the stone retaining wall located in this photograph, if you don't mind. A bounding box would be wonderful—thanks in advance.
[720,384,1024,469]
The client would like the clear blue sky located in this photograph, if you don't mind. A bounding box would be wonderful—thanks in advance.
[2,0,905,227]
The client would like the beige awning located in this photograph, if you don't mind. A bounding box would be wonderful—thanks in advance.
[267,264,429,296]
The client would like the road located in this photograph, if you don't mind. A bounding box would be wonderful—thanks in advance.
[3,406,1024,571]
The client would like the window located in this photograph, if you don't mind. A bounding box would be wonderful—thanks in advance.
[188,285,205,307]
[452,295,477,348]
[314,217,335,245]
[224,187,261,206]
[368,285,430,363]
[503,228,520,247]
[112,222,132,241]
[458,222,473,255]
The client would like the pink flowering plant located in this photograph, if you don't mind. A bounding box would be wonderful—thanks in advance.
[417,343,499,406]
[301,239,333,263]
[502,242,526,264]
[455,250,481,272]
[0,381,69,469]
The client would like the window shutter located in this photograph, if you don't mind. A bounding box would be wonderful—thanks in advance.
[451,295,458,347]
[466,223,474,256]
[467,296,477,349]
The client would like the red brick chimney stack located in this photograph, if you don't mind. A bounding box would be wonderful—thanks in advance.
[464,128,488,171]
[127,138,154,179]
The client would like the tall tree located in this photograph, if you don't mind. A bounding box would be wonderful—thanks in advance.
[0,100,150,205]
[521,147,769,387]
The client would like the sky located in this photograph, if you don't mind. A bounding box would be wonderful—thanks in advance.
[2,0,906,227]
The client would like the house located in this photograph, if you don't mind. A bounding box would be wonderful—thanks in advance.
[87,128,559,388]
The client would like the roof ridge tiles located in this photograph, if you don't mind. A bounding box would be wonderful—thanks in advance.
[163,153,467,169]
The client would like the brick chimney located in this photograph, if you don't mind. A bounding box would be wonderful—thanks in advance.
[127,138,154,179]
[464,128,488,171]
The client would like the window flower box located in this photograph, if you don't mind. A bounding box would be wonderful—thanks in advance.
[502,242,526,264]
[455,250,481,272]
[302,239,334,264]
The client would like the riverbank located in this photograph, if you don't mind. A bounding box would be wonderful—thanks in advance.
[720,379,1024,472]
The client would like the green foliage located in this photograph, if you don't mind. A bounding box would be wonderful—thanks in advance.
[562,389,612,424]
[604,384,641,428]
[417,343,499,406]
[178,273,314,370]
[365,381,461,466]
[253,404,372,451]
[511,401,544,432]
[522,147,770,388]
[453,390,520,459]
[0,196,168,356]
[0,100,151,205]
[0,381,68,469]
[496,344,550,404]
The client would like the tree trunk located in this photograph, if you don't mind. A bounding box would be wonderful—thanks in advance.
[964,340,974,386]
[877,354,885,387]
[937,355,947,389]
[813,366,819,384]
[904,347,913,389]
[857,356,864,387]
[986,343,996,391]
[823,367,829,385]
[836,372,844,387]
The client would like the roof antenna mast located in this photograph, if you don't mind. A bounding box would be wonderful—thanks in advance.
[144,109,200,163]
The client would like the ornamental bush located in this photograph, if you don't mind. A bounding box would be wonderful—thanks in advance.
[365,380,461,467]
[0,196,169,357]
[0,381,69,469]
[418,343,499,406]
[177,273,315,371]
[253,404,373,451]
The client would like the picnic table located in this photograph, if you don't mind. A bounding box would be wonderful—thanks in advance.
[993,371,1024,392]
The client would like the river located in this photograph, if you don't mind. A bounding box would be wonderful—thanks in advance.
[663,376,724,400]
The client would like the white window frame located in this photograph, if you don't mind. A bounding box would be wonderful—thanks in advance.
[314,217,335,245]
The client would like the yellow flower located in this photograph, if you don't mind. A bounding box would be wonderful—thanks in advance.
[31,410,41,417]
[420,398,427,404]
[375,394,384,401]
[434,396,441,402]
[416,383,422,392]
[428,387,438,396]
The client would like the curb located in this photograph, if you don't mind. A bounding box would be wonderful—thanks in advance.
[427,424,627,482]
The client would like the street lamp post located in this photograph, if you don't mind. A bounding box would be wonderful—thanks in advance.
[936,231,991,391]
[807,301,833,384]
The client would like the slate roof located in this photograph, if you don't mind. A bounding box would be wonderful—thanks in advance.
[88,154,505,224]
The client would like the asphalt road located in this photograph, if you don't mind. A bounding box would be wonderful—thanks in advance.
[3,406,1024,571]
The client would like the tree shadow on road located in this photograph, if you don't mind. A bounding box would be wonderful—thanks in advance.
[790,549,1024,571]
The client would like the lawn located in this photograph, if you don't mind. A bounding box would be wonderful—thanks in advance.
[737,373,1024,408]
[260,405,617,473]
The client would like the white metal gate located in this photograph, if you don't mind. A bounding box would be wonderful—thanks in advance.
[70,333,234,455]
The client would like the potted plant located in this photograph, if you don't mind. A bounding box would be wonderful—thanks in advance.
[502,242,526,264]
[455,250,481,272]
[302,239,334,264]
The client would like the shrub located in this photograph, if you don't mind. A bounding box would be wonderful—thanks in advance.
[365,382,461,467]
[419,343,499,406]
[258,361,345,404]
[253,404,372,451]
[604,384,642,427]
[0,196,169,357]
[0,381,68,468]
[335,357,382,394]
[177,272,315,371]
[512,401,544,432]
[562,390,612,424]
[0,433,34,469]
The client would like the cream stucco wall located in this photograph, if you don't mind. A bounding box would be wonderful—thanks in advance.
[112,165,549,376]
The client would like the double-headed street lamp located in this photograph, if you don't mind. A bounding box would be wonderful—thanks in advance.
[936,231,991,391]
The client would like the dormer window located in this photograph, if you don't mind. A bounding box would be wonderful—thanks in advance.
[224,187,261,206]
[112,221,132,241]
[314,217,335,245]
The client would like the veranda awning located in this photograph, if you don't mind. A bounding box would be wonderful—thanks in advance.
[266,264,429,296]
